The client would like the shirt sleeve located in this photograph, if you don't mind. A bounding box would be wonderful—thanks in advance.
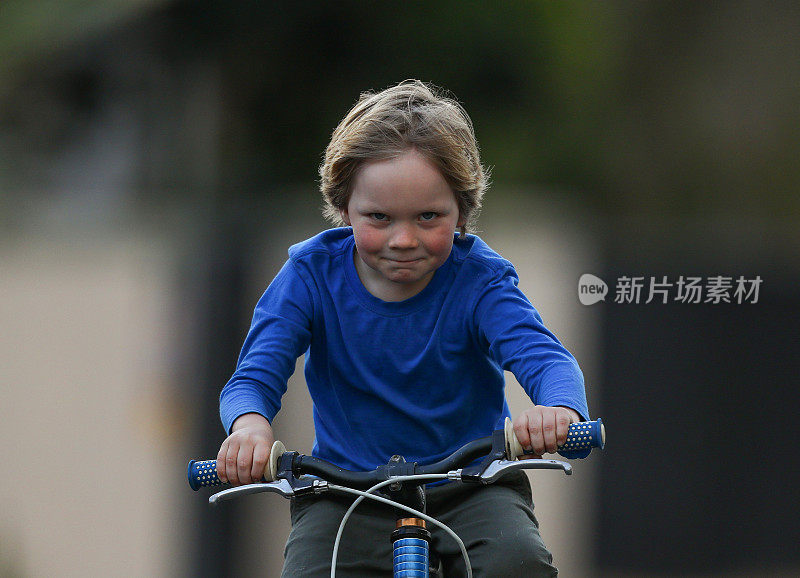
[473,262,590,421]
[219,259,314,433]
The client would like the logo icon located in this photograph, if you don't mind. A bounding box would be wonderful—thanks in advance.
[578,274,608,305]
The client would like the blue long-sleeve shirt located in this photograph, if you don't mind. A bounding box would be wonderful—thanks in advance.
[220,227,589,471]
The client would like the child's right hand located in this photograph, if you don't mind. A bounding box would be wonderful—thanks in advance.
[216,412,274,486]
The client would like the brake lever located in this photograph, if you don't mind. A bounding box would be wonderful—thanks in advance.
[455,458,572,484]
[209,478,297,505]
[478,458,572,483]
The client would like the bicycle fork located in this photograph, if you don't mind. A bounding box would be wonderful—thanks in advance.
[387,455,437,578]
[392,517,432,578]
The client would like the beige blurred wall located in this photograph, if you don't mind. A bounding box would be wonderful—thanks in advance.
[0,234,187,577]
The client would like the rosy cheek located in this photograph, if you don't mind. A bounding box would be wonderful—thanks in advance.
[424,229,454,257]
[353,227,383,255]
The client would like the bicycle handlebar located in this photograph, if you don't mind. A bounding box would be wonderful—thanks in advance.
[188,418,604,492]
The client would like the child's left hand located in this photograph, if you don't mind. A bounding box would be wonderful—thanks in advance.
[513,405,581,457]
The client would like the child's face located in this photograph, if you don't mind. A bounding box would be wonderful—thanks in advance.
[342,148,465,302]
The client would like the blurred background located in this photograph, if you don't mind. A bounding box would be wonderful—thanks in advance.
[2,1,799,576]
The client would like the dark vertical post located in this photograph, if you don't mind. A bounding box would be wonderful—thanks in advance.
[190,208,253,577]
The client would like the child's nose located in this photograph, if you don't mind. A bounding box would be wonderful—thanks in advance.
[388,224,419,249]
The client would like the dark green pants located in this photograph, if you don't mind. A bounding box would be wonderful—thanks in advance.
[281,472,558,577]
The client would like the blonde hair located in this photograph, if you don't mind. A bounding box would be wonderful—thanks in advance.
[319,80,489,235]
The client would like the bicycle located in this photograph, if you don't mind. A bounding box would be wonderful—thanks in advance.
[188,417,605,577]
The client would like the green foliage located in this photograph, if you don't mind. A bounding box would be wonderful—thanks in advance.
[1,0,798,217]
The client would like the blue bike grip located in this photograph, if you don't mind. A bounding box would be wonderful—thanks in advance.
[188,441,285,490]
[556,418,605,459]
[187,460,224,491]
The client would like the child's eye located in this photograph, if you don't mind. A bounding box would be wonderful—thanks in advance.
[370,213,389,221]
[420,212,437,221]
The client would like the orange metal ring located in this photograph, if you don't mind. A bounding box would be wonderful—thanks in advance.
[396,518,427,529]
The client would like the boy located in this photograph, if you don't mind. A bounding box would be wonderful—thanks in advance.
[217,80,589,576]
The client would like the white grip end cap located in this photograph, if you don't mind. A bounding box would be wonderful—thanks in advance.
[265,440,286,482]
[504,417,524,460]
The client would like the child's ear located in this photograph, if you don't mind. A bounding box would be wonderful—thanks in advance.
[457,213,466,229]
[341,208,351,226]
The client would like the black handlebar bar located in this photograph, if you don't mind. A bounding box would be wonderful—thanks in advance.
[189,418,605,492]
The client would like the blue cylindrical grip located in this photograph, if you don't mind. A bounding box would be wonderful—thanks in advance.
[188,460,223,491]
[392,537,429,578]
[557,418,605,459]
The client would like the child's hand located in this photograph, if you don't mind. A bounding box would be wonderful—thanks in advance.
[216,413,274,486]
[513,405,581,458]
